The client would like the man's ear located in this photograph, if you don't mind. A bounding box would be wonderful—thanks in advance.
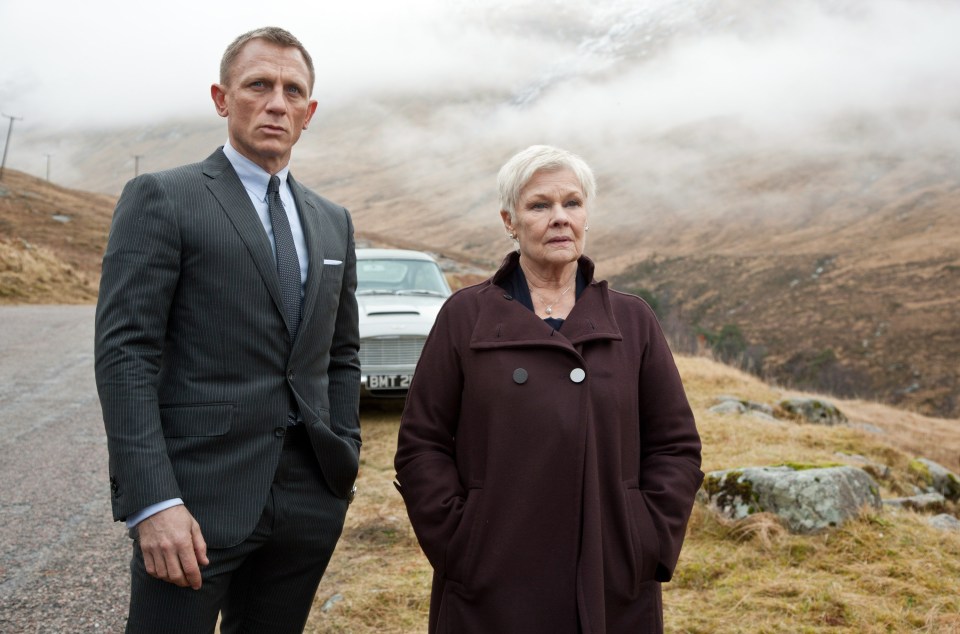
[211,84,229,118]
[302,99,319,130]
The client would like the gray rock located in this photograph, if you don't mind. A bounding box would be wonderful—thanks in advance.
[708,400,746,415]
[700,465,881,533]
[928,514,960,532]
[779,398,847,425]
[851,422,886,435]
[321,593,344,612]
[883,492,946,513]
[748,410,783,424]
[909,458,960,502]
[715,395,775,416]
[835,451,891,479]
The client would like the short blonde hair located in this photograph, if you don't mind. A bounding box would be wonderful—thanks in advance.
[220,27,315,94]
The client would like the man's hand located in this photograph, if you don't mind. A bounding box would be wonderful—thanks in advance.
[136,505,209,589]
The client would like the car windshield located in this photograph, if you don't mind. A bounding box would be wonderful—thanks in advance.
[357,259,450,297]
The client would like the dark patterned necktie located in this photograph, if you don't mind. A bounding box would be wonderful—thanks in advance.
[267,175,301,340]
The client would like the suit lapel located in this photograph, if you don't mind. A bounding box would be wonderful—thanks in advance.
[289,173,323,345]
[202,149,287,324]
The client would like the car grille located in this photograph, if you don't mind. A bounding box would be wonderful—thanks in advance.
[359,336,427,367]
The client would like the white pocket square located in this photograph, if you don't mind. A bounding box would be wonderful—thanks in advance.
[323,259,343,265]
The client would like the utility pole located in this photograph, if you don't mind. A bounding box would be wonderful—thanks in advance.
[133,154,144,177]
[0,113,24,181]
[44,153,53,181]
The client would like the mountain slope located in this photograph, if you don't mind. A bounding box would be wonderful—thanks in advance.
[6,0,959,414]
[0,169,114,303]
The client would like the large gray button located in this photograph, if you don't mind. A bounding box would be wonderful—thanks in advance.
[513,368,528,384]
[570,368,586,383]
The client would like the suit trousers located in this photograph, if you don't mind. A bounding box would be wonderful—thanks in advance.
[125,425,349,634]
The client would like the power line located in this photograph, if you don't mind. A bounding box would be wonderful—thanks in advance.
[0,113,24,181]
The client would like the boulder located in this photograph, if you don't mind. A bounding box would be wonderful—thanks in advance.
[908,458,960,502]
[928,514,960,532]
[700,465,881,533]
[851,422,886,435]
[883,492,946,514]
[748,410,782,424]
[778,398,847,425]
[835,451,891,480]
[710,396,782,423]
[713,395,775,415]
[708,400,746,415]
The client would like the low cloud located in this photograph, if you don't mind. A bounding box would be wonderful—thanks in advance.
[4,0,959,199]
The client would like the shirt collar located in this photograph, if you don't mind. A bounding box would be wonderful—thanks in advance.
[223,140,291,201]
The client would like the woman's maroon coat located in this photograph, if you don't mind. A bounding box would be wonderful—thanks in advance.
[395,253,703,633]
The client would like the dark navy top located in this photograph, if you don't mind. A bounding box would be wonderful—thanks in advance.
[497,261,586,331]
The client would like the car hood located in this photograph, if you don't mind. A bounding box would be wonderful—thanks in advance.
[357,294,446,338]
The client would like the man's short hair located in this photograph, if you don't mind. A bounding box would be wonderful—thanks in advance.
[220,26,315,95]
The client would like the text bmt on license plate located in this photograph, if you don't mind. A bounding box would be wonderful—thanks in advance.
[368,375,412,389]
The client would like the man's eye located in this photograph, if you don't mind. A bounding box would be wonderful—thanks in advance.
[286,86,301,94]
[250,81,265,88]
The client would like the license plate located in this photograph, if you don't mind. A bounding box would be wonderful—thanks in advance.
[367,374,412,390]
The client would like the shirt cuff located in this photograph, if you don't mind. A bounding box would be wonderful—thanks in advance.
[125,498,185,530]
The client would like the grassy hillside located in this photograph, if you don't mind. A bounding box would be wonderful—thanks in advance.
[4,162,958,632]
[17,111,960,418]
[0,169,114,303]
[309,356,960,633]
[609,163,960,419]
[5,117,960,419]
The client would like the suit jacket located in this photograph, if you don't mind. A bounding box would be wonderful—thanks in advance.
[95,148,361,548]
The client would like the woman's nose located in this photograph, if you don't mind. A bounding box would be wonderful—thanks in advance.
[550,203,570,224]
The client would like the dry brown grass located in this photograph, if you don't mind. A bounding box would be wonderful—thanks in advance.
[0,238,99,303]
[308,356,960,633]
[306,402,431,634]
[0,168,114,304]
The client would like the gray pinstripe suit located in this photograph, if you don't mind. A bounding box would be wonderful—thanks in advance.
[95,147,360,631]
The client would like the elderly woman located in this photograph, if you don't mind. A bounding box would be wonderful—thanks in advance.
[394,145,703,633]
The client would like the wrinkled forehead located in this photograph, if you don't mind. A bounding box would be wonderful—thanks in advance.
[226,39,314,90]
[520,168,584,196]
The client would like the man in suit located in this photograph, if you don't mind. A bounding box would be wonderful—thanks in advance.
[95,26,361,633]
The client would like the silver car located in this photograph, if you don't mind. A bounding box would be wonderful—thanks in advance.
[355,248,452,398]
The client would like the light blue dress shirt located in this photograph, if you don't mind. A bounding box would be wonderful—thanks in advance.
[126,141,309,530]
[223,141,309,294]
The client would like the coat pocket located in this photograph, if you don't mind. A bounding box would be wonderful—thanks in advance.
[160,403,235,437]
[306,408,361,501]
[625,478,661,594]
[444,486,485,585]
[320,261,344,295]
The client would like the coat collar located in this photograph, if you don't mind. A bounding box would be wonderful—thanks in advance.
[471,251,622,351]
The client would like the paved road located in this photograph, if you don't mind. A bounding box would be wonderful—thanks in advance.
[0,305,129,633]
